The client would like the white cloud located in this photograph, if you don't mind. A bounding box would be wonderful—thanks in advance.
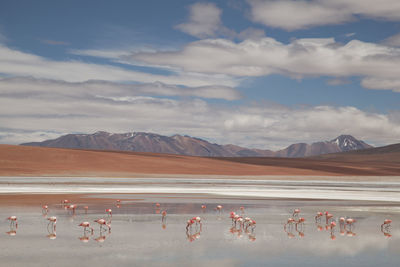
[247,0,400,30]
[176,2,224,38]
[0,44,237,88]
[383,33,400,47]
[175,2,265,40]
[131,37,400,92]
[0,77,241,101]
[1,77,399,148]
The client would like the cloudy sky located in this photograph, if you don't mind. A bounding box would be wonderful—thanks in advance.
[1,0,400,149]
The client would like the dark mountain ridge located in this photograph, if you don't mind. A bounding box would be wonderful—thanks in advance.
[21,131,373,157]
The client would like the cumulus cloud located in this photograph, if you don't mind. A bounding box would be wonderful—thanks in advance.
[176,2,224,38]
[1,76,399,148]
[0,44,237,88]
[131,37,400,92]
[175,2,265,40]
[247,0,400,30]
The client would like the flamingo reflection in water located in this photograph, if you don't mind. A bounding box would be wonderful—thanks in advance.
[381,219,392,238]
[95,230,111,243]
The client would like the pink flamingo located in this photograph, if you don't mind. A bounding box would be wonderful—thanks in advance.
[186,219,195,231]
[79,221,94,235]
[330,222,337,240]
[47,216,57,231]
[284,217,295,231]
[216,205,223,214]
[67,204,77,215]
[247,219,256,231]
[315,212,323,223]
[201,205,206,210]
[161,211,167,222]
[292,208,300,219]
[62,199,70,204]
[42,205,49,214]
[325,211,333,224]
[94,218,111,232]
[155,203,161,208]
[230,212,236,224]
[345,218,356,231]
[105,208,112,219]
[7,216,18,229]
[84,206,89,214]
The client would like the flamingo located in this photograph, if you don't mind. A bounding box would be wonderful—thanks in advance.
[186,219,195,231]
[47,216,57,231]
[230,212,236,224]
[195,216,202,228]
[67,204,77,215]
[381,219,392,231]
[42,205,49,214]
[105,208,112,219]
[345,218,356,231]
[284,217,295,231]
[201,205,206,210]
[62,199,70,205]
[295,217,306,237]
[155,203,161,208]
[216,205,223,213]
[84,206,89,214]
[79,221,94,235]
[94,218,111,232]
[330,222,337,240]
[7,216,18,229]
[325,211,333,224]
[161,211,167,222]
[292,208,300,219]
[247,219,256,231]
[315,212,323,223]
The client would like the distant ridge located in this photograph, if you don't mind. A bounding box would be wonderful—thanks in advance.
[21,131,373,157]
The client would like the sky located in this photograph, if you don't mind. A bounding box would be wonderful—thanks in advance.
[1,0,400,150]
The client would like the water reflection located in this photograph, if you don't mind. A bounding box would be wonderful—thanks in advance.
[1,197,400,266]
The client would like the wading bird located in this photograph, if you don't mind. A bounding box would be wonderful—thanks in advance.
[94,218,111,232]
[79,221,94,235]
[7,216,18,229]
[315,212,323,223]
[161,211,167,222]
[47,216,57,231]
[42,205,49,214]
[292,208,300,219]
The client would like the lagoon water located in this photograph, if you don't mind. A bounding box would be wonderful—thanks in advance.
[1,193,400,267]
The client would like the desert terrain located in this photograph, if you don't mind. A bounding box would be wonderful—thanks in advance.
[0,144,399,177]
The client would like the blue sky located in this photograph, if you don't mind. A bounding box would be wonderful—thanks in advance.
[1,0,400,149]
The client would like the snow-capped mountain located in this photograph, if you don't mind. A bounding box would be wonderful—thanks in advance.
[20,132,373,158]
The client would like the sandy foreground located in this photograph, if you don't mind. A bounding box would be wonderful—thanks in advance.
[1,144,399,177]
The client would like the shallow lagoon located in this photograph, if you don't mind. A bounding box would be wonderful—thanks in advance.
[1,194,399,267]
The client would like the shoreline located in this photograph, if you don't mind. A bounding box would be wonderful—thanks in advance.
[1,176,400,203]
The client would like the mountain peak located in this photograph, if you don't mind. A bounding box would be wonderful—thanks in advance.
[330,135,372,152]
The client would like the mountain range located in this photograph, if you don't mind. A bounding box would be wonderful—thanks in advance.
[21,131,373,157]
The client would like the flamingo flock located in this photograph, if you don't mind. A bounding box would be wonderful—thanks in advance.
[3,201,395,243]
[283,208,391,240]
